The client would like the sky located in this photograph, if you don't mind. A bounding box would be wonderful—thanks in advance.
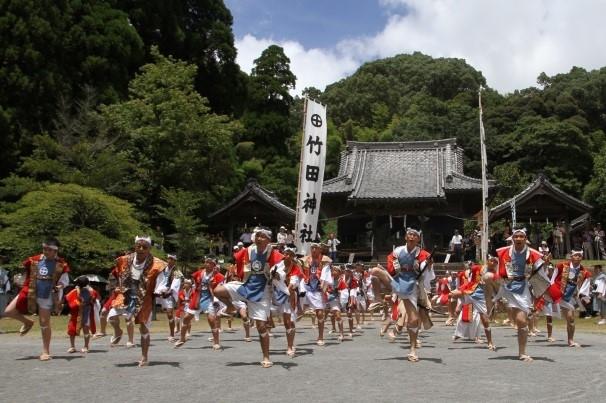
[224,0,606,95]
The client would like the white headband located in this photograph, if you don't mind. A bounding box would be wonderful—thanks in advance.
[571,249,583,256]
[406,227,421,236]
[135,235,152,245]
[167,254,177,260]
[42,243,59,251]
[253,227,272,239]
[512,228,527,236]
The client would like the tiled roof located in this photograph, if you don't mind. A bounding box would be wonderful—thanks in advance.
[323,138,492,200]
[489,174,592,220]
[209,179,295,219]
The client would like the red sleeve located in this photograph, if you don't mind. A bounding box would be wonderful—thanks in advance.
[417,249,431,262]
[234,248,248,280]
[386,253,396,276]
[351,278,359,288]
[496,247,508,279]
[58,257,70,273]
[212,273,225,289]
[269,249,284,267]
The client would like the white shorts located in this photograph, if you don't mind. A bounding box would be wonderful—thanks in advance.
[394,285,419,310]
[276,302,297,322]
[36,297,53,310]
[157,297,175,310]
[500,284,533,314]
[224,282,271,321]
[305,291,325,310]
[232,300,247,311]
[559,299,577,311]
[357,295,367,311]
[463,295,487,315]
[328,299,342,312]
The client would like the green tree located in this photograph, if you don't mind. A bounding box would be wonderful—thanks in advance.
[0,183,149,275]
[156,187,205,272]
[103,47,240,219]
[18,88,142,202]
[0,0,144,177]
[119,0,247,116]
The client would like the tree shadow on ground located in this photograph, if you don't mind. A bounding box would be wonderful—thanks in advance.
[535,343,592,348]
[183,345,234,350]
[447,346,505,352]
[375,356,445,364]
[115,361,181,368]
[16,355,82,361]
[488,355,555,362]
[296,341,339,347]
[225,361,298,370]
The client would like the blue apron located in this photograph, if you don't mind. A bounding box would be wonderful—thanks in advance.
[391,249,417,296]
[238,248,268,302]
[563,266,580,302]
[199,272,213,312]
[36,258,56,299]
[505,251,527,295]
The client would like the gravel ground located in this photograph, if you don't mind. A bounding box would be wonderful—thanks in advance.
[1,317,605,402]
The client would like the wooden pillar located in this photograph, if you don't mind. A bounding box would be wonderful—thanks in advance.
[565,214,571,256]
[371,215,377,261]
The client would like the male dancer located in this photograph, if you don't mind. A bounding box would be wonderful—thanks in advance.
[369,228,434,362]
[154,254,183,342]
[214,227,283,368]
[495,228,545,362]
[3,238,70,361]
[107,236,166,367]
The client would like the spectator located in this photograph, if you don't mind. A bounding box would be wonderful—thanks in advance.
[0,257,11,332]
[239,226,252,247]
[449,229,463,262]
[326,232,340,262]
[582,230,595,260]
[277,226,288,250]
[594,224,605,260]
[538,241,550,258]
[593,265,606,325]
[286,229,295,247]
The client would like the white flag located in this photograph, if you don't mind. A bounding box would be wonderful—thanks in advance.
[295,98,327,256]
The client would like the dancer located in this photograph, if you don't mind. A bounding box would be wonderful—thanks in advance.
[369,228,434,362]
[107,236,166,367]
[495,228,545,362]
[154,254,183,342]
[301,242,333,346]
[552,249,592,347]
[214,227,283,368]
[450,260,496,350]
[66,275,100,353]
[271,246,303,357]
[3,238,70,361]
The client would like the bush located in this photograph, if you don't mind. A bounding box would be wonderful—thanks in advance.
[0,183,152,275]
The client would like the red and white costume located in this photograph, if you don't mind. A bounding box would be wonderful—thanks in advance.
[302,255,333,310]
[551,261,592,311]
[495,244,545,313]
[271,260,304,319]
[66,286,100,336]
[224,244,283,321]
[16,254,70,314]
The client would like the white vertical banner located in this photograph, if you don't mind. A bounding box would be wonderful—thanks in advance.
[295,98,327,256]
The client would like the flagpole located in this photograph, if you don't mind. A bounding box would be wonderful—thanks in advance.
[479,86,489,262]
